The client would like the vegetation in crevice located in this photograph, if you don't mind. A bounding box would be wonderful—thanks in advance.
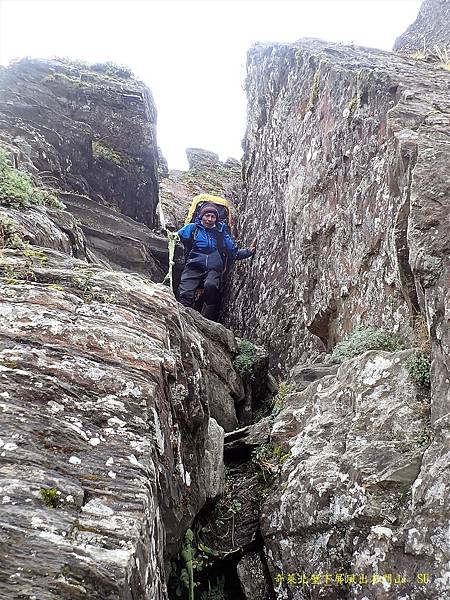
[251,442,290,501]
[271,382,297,416]
[92,140,131,166]
[0,150,64,210]
[39,487,59,508]
[332,326,404,360]
[406,350,431,388]
[233,339,257,379]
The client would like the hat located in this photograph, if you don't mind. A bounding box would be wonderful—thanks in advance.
[199,203,219,219]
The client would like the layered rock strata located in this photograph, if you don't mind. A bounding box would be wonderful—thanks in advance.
[224,38,449,398]
[0,239,253,598]
[0,58,159,227]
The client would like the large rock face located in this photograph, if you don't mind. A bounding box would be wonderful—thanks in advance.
[0,58,159,227]
[224,39,449,391]
[0,237,254,598]
[263,350,446,600]
[394,0,450,56]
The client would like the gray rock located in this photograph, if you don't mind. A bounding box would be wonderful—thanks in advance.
[0,246,249,598]
[394,0,450,57]
[223,37,449,408]
[0,58,159,227]
[289,361,339,391]
[262,350,439,599]
[237,552,275,600]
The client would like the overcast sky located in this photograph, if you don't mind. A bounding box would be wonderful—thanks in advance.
[0,0,421,169]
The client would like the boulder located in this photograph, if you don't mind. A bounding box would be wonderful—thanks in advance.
[262,350,442,599]
[0,242,250,598]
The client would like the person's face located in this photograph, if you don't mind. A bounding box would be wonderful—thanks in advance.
[201,212,217,228]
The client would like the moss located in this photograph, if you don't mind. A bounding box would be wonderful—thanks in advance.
[39,487,59,508]
[92,140,130,166]
[232,339,256,378]
[332,326,404,360]
[414,426,433,448]
[308,71,321,111]
[348,95,359,116]
[406,350,431,387]
[0,264,36,285]
[0,150,64,210]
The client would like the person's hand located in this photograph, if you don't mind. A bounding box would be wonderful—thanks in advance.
[249,236,257,254]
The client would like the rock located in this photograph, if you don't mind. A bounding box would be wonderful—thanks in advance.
[262,349,437,599]
[159,148,242,230]
[0,244,247,598]
[223,38,449,391]
[394,0,450,57]
[0,58,159,227]
[237,552,274,600]
[289,361,340,391]
[60,191,175,279]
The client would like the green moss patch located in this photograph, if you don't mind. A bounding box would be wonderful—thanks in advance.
[0,150,64,210]
[332,326,404,360]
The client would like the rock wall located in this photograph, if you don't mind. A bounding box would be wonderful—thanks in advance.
[394,0,450,56]
[0,234,253,598]
[264,350,447,600]
[224,38,449,392]
[0,58,159,227]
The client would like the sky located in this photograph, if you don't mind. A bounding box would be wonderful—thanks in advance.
[0,0,422,170]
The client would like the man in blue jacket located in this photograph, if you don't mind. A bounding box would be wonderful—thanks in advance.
[177,202,256,319]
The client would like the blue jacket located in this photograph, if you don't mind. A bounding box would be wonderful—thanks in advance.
[177,218,253,272]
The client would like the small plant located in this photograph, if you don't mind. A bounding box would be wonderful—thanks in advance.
[200,576,226,600]
[0,215,24,249]
[252,443,290,500]
[0,150,64,210]
[39,487,59,508]
[414,426,433,449]
[174,528,225,599]
[92,140,128,166]
[233,339,256,378]
[272,382,297,416]
[332,326,404,360]
[406,350,431,387]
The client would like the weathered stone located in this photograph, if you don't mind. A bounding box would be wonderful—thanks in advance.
[289,360,340,391]
[224,38,450,396]
[237,551,274,600]
[0,245,247,598]
[394,0,450,57]
[263,350,438,599]
[0,58,159,227]
[60,191,175,279]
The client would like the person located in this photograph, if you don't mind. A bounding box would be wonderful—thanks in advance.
[176,202,256,319]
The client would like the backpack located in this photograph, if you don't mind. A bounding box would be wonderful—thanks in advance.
[183,194,231,262]
[185,194,232,230]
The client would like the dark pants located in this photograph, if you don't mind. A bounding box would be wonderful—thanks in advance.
[178,266,221,319]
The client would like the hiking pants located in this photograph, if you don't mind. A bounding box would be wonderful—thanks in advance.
[178,266,221,308]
